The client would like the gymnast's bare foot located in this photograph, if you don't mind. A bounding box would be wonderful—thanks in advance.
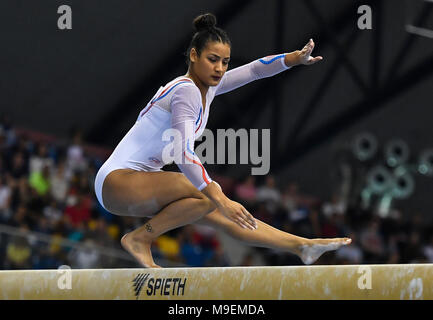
[121,233,162,268]
[298,237,352,265]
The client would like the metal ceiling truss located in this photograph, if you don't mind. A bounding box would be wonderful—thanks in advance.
[273,0,433,171]
[215,0,433,176]
[215,0,368,175]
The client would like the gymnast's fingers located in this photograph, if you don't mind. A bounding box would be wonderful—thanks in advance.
[241,207,257,229]
[308,56,323,64]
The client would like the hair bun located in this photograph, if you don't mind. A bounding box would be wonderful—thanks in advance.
[193,13,217,32]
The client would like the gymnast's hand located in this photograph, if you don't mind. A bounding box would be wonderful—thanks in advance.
[202,182,257,230]
[285,39,323,67]
[218,198,257,230]
[297,39,323,65]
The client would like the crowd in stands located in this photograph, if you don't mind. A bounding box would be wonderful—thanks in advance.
[1,115,433,269]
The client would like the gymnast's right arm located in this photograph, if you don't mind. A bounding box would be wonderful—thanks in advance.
[170,86,257,230]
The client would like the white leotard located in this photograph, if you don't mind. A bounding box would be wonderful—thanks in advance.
[95,54,291,210]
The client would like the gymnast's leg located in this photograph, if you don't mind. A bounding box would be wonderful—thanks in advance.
[102,170,350,267]
[101,169,217,268]
[196,209,351,265]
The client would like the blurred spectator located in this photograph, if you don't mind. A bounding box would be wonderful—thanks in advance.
[9,152,28,180]
[26,187,47,226]
[322,193,346,219]
[335,231,363,264]
[253,202,273,225]
[360,217,386,263]
[64,192,91,227]
[66,131,88,175]
[281,182,299,213]
[67,238,101,268]
[48,234,67,256]
[234,176,257,207]
[9,176,30,210]
[320,213,340,238]
[29,143,54,175]
[34,216,52,234]
[88,218,114,247]
[29,165,50,196]
[32,247,63,269]
[400,231,426,263]
[208,245,230,267]
[288,206,315,238]
[272,205,290,230]
[8,204,31,229]
[5,234,32,269]
[49,159,70,203]
[289,206,310,225]
[422,234,433,263]
[193,224,220,251]
[7,135,31,167]
[43,200,63,229]
[0,115,17,148]
[76,172,92,195]
[308,209,322,237]
[106,224,120,241]
[386,235,401,264]
[0,175,12,222]
[256,175,281,214]
[155,234,181,262]
[179,225,214,267]
[0,127,7,156]
[407,213,427,241]
[0,156,6,176]
[67,221,86,243]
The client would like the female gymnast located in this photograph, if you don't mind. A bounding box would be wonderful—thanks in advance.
[94,13,352,268]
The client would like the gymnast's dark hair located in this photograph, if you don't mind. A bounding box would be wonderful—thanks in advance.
[185,13,231,65]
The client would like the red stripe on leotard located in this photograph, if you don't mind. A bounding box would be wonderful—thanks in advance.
[184,152,211,185]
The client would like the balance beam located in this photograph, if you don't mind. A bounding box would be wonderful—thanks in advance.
[0,264,432,300]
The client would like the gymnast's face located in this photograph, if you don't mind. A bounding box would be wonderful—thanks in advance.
[190,41,231,87]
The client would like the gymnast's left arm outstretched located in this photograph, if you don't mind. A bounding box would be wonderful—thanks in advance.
[215,39,323,96]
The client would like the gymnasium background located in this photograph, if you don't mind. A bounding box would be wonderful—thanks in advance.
[1,0,433,269]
